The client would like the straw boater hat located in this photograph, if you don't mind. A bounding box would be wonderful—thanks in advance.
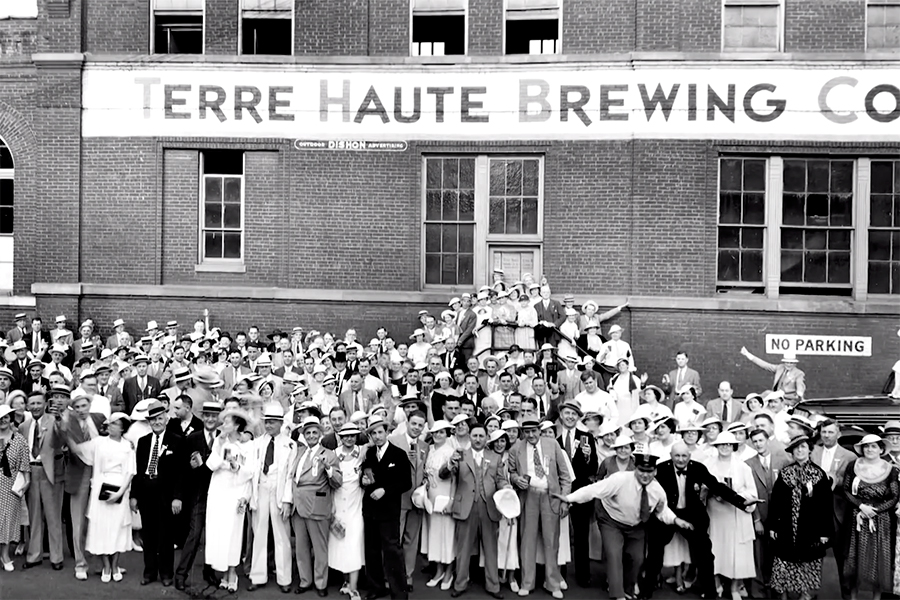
[709,431,739,446]
[430,419,454,434]
[610,435,635,450]
[854,434,888,456]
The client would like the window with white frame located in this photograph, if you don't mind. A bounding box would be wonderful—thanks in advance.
[505,0,560,55]
[411,0,466,56]
[869,160,900,294]
[241,0,293,56]
[722,0,782,52]
[152,0,203,54]
[867,1,900,51]
[718,158,766,287]
[201,150,244,263]
[423,155,543,287]
[0,139,14,292]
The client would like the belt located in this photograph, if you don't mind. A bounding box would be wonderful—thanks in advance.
[31,461,42,466]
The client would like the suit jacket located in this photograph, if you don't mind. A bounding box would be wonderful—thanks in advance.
[661,367,702,408]
[745,450,791,525]
[441,448,507,521]
[705,397,744,424]
[508,437,572,515]
[811,443,856,529]
[389,431,430,510]
[556,428,598,490]
[99,384,125,414]
[146,360,168,384]
[122,375,162,413]
[9,358,30,392]
[132,430,185,505]
[439,349,465,372]
[557,368,584,401]
[23,329,52,356]
[61,412,106,493]
[19,413,63,485]
[339,388,378,417]
[360,441,412,522]
[284,444,342,519]
[534,299,566,328]
[655,459,748,522]
[252,432,296,512]
[273,365,300,379]
[105,332,133,350]
[181,429,217,505]
[167,414,204,438]
[6,326,26,343]
[456,308,477,350]
[21,376,50,396]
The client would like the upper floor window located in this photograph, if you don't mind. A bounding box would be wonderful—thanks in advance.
[722,0,782,52]
[151,0,203,54]
[201,150,244,263]
[505,0,560,55]
[410,0,466,56]
[869,160,900,294]
[867,1,900,51]
[0,0,38,19]
[0,139,14,293]
[717,158,766,286]
[241,0,293,56]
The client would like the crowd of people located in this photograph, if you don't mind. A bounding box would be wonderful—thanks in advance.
[0,277,899,600]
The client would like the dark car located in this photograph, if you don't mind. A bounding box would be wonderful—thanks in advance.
[792,394,900,447]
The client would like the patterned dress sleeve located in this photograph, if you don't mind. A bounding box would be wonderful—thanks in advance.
[14,433,30,475]
[871,465,900,514]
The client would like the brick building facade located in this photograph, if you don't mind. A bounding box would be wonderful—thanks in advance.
[0,0,898,399]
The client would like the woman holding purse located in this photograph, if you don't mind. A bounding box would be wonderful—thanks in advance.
[328,423,367,600]
[85,412,135,583]
[0,404,29,571]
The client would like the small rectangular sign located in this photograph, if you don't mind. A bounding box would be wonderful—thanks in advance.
[292,140,408,151]
[765,334,872,357]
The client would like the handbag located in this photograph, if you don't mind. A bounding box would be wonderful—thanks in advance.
[98,482,123,503]
[10,472,26,498]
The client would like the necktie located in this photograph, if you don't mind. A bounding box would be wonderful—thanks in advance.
[207,432,213,451]
[33,333,39,354]
[81,420,93,441]
[639,485,651,523]
[475,452,482,467]
[354,392,360,411]
[676,468,687,477]
[676,369,683,389]
[263,437,275,475]
[533,445,545,478]
[723,401,729,423]
[32,423,41,458]
[564,431,573,457]
[148,436,160,477]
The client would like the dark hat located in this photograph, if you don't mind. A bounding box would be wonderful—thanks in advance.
[334,352,347,363]
[27,359,44,370]
[634,454,659,472]
[516,362,538,376]
[75,357,94,368]
[246,341,262,349]
[93,363,111,375]
[146,401,167,419]
[180,334,194,343]
[785,434,811,454]
[267,329,286,340]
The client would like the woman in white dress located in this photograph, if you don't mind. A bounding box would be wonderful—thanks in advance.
[703,432,758,600]
[558,309,580,359]
[422,420,456,590]
[726,422,757,461]
[472,293,493,359]
[515,294,537,351]
[648,417,679,462]
[673,385,707,427]
[488,430,520,592]
[640,386,675,422]
[85,412,135,583]
[205,408,257,592]
[328,423,366,600]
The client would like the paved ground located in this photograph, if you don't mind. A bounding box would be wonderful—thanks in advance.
[0,547,844,599]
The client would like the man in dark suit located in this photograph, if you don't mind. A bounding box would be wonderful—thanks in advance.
[533,287,565,347]
[22,359,50,395]
[389,410,429,589]
[174,400,222,591]
[8,340,31,391]
[556,400,598,587]
[25,317,52,362]
[454,297,477,362]
[123,354,162,413]
[660,351,703,409]
[439,337,466,371]
[132,401,184,587]
[360,416,412,600]
[641,441,755,599]
[746,428,791,598]
[95,364,125,413]
[166,394,203,438]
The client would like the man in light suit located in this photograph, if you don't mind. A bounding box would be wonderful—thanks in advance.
[20,391,65,570]
[122,354,163,413]
[105,318,133,350]
[339,373,377,417]
[389,410,429,591]
[248,404,295,593]
[508,418,572,599]
[533,287,565,347]
[660,351,702,409]
[453,296,478,362]
[746,427,791,598]
[440,423,508,599]
[811,418,856,600]
[740,347,806,403]
[705,381,744,424]
[220,349,250,391]
[7,312,28,343]
[283,417,342,596]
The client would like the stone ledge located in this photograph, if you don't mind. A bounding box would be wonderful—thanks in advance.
[29,283,900,315]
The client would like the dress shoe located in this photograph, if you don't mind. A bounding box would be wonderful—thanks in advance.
[316,589,328,597]
[162,578,173,587]
[405,583,414,593]
[280,585,292,594]
[203,568,221,587]
[365,590,388,600]
[23,560,42,569]
[174,579,185,591]
[140,577,156,585]
[451,589,465,598]
[51,562,63,571]
[295,585,312,594]
[488,592,504,599]
[247,582,263,592]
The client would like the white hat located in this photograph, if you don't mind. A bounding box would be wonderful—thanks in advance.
[411,484,428,510]
[501,420,520,431]
[263,403,285,420]
[0,405,14,420]
[55,315,67,323]
[781,352,799,363]
[451,414,470,427]
[409,329,426,339]
[493,488,521,519]
[597,420,620,437]
[146,320,159,331]
[564,307,578,317]
[105,412,131,425]
[49,343,68,355]
[610,434,635,449]
[113,319,125,328]
[431,419,454,433]
[130,399,155,421]
[448,297,461,306]
[608,324,623,334]
[349,410,368,424]
[710,431,739,446]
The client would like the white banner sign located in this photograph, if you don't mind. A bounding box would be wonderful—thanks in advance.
[765,334,872,357]
[81,64,900,140]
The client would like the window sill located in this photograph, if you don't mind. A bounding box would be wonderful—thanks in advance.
[195,263,246,274]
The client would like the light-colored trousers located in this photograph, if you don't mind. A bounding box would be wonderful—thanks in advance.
[399,507,423,580]
[250,474,292,586]
[26,465,64,564]
[70,469,91,572]
[519,489,561,593]
[292,514,330,590]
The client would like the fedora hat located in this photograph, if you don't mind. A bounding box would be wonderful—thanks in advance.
[337,423,361,437]
[193,367,222,388]
[781,352,799,363]
[263,403,285,420]
[145,400,167,419]
[201,400,224,414]
[558,399,583,417]
[366,415,389,433]
[493,488,521,520]
[411,484,428,510]
[300,416,322,432]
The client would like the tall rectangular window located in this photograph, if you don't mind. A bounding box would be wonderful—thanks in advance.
[201,150,244,262]
[241,0,293,55]
[411,0,467,56]
[723,0,782,51]
[423,155,543,288]
[780,159,854,289]
[868,1,900,50]
[717,158,766,286]
[505,0,560,55]
[152,0,204,54]
[869,160,900,294]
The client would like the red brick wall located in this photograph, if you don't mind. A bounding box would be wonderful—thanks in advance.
[206,0,239,54]
[785,0,865,52]
[84,0,148,53]
[469,0,503,56]
[368,0,408,56]
[563,0,634,54]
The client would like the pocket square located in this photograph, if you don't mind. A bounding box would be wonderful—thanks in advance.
[164,450,173,456]
[389,463,396,467]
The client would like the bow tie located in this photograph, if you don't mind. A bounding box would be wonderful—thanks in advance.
[676,469,687,476]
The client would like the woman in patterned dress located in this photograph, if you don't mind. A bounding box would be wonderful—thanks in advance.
[844,434,898,600]
[0,404,30,571]
[768,435,833,600]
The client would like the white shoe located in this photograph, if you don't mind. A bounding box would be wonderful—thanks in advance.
[2,562,13,572]
[112,568,124,582]
[101,570,111,584]
[510,579,520,593]
[426,576,441,588]
[440,577,454,591]
[517,589,529,597]
[75,570,87,581]
[559,579,568,591]
[340,582,350,595]
[132,543,143,552]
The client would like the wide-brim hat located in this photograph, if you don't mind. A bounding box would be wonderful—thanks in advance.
[785,434,812,454]
[596,420,619,437]
[500,420,520,431]
[516,362,538,376]
[488,430,509,445]
[608,324,623,335]
[0,405,14,420]
[700,416,723,429]
[855,434,888,456]
[145,400,167,419]
[493,488,521,519]
[787,415,815,435]
[539,343,555,352]
[263,403,285,420]
[172,367,192,383]
[781,352,799,363]
[105,412,131,426]
[193,367,223,388]
[581,300,598,313]
[643,385,665,403]
[297,401,322,419]
[411,484,428,510]
[300,416,322,432]
[558,399,583,417]
[10,340,27,352]
[677,423,705,434]
[743,393,765,409]
[649,416,678,434]
[628,404,654,426]
[26,359,44,370]
[726,421,751,434]
[710,431,739,446]
[431,419,454,433]
[409,329,426,339]
[610,434,635,449]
